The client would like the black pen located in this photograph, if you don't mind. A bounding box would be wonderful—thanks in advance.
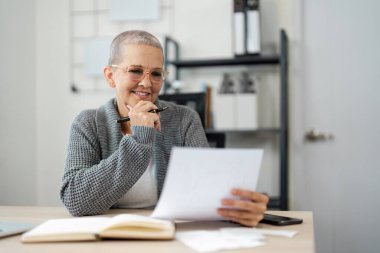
[115,106,169,123]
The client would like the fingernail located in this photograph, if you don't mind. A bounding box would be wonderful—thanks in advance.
[222,199,230,205]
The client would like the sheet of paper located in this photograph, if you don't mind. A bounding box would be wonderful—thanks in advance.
[109,0,160,21]
[176,230,266,252]
[175,227,298,252]
[220,227,299,238]
[151,147,263,220]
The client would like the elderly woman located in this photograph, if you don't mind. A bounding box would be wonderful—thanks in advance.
[60,30,268,227]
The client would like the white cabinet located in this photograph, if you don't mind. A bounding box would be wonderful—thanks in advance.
[213,94,258,130]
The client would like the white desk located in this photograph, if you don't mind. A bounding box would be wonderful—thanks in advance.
[0,206,315,253]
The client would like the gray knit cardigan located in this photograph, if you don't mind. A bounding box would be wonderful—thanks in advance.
[60,98,208,216]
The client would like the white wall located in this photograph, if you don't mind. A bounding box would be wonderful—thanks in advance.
[35,0,71,205]
[0,0,37,205]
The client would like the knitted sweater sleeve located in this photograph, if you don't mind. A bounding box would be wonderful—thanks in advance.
[60,110,155,216]
[180,107,209,147]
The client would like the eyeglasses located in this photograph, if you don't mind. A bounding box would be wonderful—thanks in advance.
[111,64,168,84]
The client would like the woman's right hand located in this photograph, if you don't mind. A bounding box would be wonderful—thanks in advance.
[126,101,161,132]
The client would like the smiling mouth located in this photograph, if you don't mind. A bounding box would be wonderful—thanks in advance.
[132,91,151,96]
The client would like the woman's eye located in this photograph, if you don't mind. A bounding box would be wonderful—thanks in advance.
[129,69,144,74]
[151,71,162,77]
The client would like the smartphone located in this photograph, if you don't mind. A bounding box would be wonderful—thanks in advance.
[260,214,303,226]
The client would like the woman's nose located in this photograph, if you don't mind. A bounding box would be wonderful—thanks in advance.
[138,72,153,87]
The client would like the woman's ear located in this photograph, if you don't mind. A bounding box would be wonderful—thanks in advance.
[104,65,116,88]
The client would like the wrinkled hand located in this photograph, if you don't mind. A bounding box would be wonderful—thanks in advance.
[217,188,269,227]
[126,101,161,132]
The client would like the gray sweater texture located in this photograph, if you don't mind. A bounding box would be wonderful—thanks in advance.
[60,98,208,216]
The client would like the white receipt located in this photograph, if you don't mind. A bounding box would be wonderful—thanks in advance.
[151,147,263,220]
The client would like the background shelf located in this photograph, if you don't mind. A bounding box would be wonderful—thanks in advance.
[164,30,289,210]
[167,55,280,68]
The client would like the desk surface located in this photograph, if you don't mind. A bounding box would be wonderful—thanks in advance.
[0,206,315,253]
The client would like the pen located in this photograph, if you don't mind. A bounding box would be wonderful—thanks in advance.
[115,106,169,123]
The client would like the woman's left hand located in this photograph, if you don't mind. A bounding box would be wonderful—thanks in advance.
[217,188,269,227]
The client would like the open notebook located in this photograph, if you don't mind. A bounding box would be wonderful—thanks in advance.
[21,214,174,243]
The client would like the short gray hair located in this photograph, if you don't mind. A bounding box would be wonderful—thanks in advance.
[108,30,163,65]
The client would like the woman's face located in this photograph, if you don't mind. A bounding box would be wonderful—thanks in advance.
[104,44,164,116]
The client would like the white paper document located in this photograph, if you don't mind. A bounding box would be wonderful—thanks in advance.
[176,227,298,252]
[151,147,263,220]
[176,230,266,252]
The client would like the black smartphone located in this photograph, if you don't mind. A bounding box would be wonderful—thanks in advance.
[260,214,303,226]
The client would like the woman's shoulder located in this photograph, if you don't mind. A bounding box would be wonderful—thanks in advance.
[73,109,97,124]
[70,109,99,135]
